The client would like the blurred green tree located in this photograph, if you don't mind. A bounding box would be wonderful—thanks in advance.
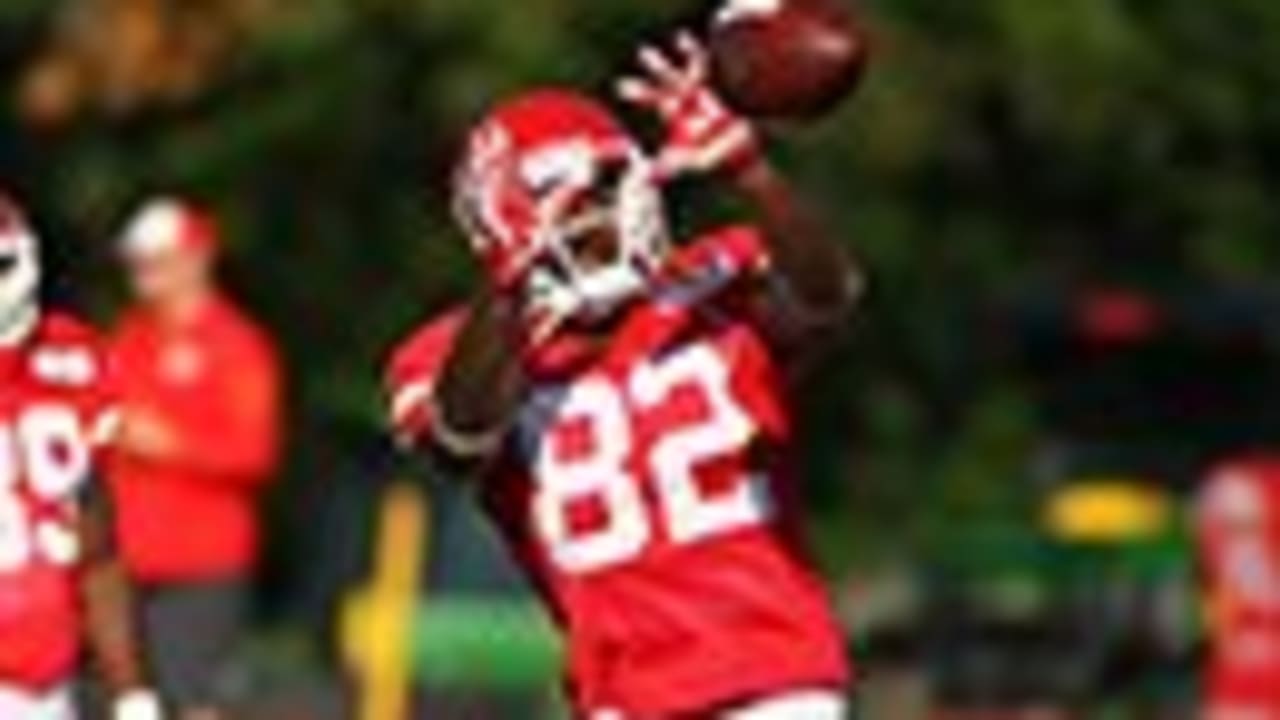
[1,0,1278,582]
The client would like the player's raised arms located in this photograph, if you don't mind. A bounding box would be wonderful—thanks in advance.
[619,32,864,351]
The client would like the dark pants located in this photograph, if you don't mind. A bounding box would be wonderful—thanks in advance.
[139,580,247,711]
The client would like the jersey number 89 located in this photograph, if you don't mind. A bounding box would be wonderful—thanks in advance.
[0,405,90,573]
[529,343,772,574]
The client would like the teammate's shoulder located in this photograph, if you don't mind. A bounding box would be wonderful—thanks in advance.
[387,306,468,378]
[38,310,101,345]
[672,224,769,276]
[29,311,106,387]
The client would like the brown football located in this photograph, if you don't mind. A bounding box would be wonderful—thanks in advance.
[709,0,869,121]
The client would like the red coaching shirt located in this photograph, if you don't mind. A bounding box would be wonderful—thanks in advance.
[107,296,280,582]
[387,227,850,718]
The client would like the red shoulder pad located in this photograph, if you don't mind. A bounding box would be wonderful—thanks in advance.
[669,224,770,280]
[30,311,108,387]
[27,312,117,444]
[38,311,102,347]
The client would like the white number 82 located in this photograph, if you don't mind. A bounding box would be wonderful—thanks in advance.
[529,344,772,574]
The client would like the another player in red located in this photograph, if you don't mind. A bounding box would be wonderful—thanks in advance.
[387,32,860,719]
[1197,458,1280,720]
[0,195,160,719]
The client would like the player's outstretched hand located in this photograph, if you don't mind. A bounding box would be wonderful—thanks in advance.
[617,31,761,181]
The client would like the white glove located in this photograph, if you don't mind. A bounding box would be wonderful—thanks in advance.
[716,0,785,25]
[112,689,163,720]
[617,31,762,181]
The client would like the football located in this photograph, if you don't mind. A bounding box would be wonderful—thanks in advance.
[708,0,869,121]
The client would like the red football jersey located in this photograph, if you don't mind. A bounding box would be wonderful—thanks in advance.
[388,227,850,717]
[1197,458,1280,708]
[0,313,115,689]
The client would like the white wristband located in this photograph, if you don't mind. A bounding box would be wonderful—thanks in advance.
[427,398,506,459]
[113,689,163,720]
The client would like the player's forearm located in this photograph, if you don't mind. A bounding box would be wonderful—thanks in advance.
[79,490,150,698]
[82,557,149,694]
[433,287,527,458]
[731,157,864,324]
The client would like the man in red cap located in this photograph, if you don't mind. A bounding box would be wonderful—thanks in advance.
[107,197,281,720]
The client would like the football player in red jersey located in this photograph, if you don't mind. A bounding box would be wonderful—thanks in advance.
[0,195,161,720]
[387,32,860,719]
[1197,459,1280,720]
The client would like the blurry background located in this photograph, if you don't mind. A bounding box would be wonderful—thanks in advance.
[4,0,1280,717]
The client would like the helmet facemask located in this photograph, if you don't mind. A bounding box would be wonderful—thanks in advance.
[452,91,673,335]
[523,145,669,327]
[0,210,40,346]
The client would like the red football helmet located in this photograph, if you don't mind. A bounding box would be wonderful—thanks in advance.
[118,197,220,260]
[453,89,668,327]
[0,194,41,345]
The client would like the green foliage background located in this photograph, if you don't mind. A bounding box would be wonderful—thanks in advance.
[3,0,1280,574]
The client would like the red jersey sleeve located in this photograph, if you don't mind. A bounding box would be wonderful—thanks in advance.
[385,308,466,446]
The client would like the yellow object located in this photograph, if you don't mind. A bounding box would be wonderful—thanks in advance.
[340,483,429,720]
[1044,479,1173,543]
